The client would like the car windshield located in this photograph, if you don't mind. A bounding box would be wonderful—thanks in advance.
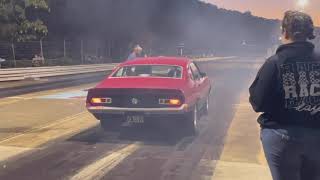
[113,65,183,78]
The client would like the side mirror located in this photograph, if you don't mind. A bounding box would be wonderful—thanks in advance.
[200,72,207,77]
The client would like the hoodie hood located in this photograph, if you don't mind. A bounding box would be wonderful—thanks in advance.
[276,41,315,59]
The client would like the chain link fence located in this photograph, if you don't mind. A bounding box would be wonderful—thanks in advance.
[0,31,319,68]
[0,40,121,68]
[0,40,217,68]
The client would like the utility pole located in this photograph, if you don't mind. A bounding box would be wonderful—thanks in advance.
[11,43,16,67]
[81,40,84,64]
[63,39,66,58]
[40,39,44,57]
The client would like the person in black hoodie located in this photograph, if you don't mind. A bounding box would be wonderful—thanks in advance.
[249,11,319,180]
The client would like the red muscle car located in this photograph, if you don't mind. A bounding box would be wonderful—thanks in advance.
[86,57,211,135]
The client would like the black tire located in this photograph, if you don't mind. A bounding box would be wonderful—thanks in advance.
[100,119,121,131]
[184,105,198,136]
[203,96,210,116]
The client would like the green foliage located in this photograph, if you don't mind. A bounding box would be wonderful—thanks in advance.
[0,0,49,41]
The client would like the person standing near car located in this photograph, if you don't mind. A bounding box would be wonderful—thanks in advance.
[127,44,146,61]
[249,11,320,180]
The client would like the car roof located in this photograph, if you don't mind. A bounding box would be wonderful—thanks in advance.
[122,57,191,67]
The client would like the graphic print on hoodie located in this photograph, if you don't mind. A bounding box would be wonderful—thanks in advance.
[280,62,320,115]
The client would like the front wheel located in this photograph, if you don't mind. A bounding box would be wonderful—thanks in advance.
[184,105,198,136]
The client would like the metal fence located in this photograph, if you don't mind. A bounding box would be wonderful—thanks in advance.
[1,31,319,68]
[0,63,117,82]
[0,40,219,68]
[0,40,119,68]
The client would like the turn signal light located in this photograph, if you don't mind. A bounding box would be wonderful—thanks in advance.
[159,99,181,106]
[91,98,102,104]
[91,98,112,104]
[169,99,181,105]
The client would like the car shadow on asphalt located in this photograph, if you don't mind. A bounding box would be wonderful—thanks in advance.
[67,123,193,147]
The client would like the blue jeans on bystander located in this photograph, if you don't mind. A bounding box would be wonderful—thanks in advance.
[261,127,320,180]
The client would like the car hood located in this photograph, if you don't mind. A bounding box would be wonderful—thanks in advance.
[95,77,185,90]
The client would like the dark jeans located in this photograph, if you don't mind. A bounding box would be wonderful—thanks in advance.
[261,127,320,180]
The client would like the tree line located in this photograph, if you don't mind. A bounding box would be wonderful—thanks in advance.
[48,0,281,55]
[1,0,284,56]
[0,0,49,41]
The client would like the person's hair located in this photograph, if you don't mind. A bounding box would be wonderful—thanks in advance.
[133,44,142,51]
[282,10,315,41]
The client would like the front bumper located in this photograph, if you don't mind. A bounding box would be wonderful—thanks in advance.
[87,104,189,115]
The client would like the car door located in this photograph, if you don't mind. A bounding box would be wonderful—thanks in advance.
[190,63,210,108]
[189,63,205,109]
[187,64,199,106]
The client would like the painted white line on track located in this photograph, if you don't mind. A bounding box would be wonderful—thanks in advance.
[70,143,140,180]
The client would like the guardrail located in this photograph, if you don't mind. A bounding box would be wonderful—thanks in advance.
[0,56,238,82]
[0,64,118,82]
[192,56,237,62]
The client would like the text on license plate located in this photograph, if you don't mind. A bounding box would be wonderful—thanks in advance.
[126,115,144,124]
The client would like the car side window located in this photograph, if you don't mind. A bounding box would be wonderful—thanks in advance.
[193,62,203,74]
[188,68,194,80]
[115,67,124,76]
[190,63,201,80]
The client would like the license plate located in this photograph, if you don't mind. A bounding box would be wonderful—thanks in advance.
[126,115,144,124]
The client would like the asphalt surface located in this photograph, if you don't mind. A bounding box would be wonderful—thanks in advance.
[0,72,109,98]
[0,58,265,180]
